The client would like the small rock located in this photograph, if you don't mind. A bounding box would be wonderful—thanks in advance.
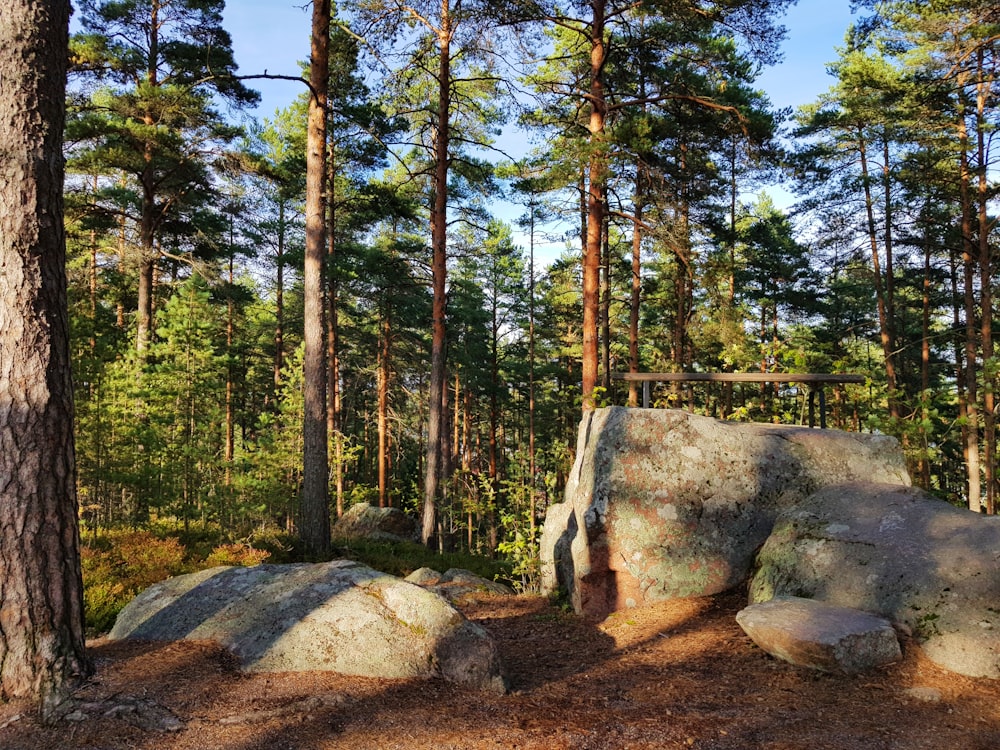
[904,687,943,703]
[425,569,514,602]
[405,567,442,586]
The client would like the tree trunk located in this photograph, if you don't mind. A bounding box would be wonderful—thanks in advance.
[274,200,286,392]
[858,128,899,422]
[975,49,995,514]
[629,171,644,408]
[582,0,607,412]
[527,202,538,537]
[600,203,611,392]
[880,134,898,418]
[136,0,161,353]
[958,101,982,513]
[0,0,89,713]
[327,143,344,518]
[378,311,391,508]
[225,245,235,496]
[422,3,453,547]
[919,203,932,490]
[301,0,331,556]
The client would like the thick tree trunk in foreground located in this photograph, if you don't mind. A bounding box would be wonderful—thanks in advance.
[0,0,88,713]
[301,0,332,557]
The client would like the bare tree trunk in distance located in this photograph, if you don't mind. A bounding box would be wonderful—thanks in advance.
[135,0,163,353]
[301,0,332,557]
[378,312,391,508]
[629,175,644,407]
[582,0,607,412]
[327,149,345,518]
[858,130,899,423]
[975,49,995,514]
[958,105,982,513]
[422,2,454,547]
[0,0,89,714]
[274,201,286,391]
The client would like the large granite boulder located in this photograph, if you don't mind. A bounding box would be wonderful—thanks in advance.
[540,408,910,618]
[109,560,506,692]
[749,482,1000,679]
[332,502,416,542]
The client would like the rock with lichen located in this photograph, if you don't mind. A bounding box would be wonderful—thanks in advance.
[109,560,506,693]
[540,407,910,619]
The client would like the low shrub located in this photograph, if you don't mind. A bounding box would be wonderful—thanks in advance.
[80,530,187,634]
[204,543,271,567]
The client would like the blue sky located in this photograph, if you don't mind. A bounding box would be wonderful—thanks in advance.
[225,1,862,121]
[222,0,863,259]
[756,1,859,112]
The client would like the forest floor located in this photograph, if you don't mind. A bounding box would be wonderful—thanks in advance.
[2,588,999,750]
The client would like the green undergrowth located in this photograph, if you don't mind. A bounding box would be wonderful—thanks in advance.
[81,526,513,636]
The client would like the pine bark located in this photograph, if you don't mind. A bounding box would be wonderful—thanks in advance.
[301,0,332,556]
[422,1,453,547]
[0,0,88,711]
[582,0,607,412]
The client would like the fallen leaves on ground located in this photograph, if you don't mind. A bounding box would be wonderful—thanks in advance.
[2,589,998,749]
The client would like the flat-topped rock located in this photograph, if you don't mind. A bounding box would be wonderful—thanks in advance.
[540,408,910,618]
[109,560,506,693]
[736,596,901,674]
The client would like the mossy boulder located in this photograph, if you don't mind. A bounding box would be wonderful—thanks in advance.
[109,560,506,692]
[332,502,416,542]
[540,408,910,618]
[749,482,1000,679]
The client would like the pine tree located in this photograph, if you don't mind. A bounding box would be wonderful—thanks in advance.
[69,0,258,351]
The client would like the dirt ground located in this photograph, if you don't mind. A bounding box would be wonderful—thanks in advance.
[2,589,999,750]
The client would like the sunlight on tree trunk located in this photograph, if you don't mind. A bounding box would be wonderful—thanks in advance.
[0,0,88,715]
[301,0,332,556]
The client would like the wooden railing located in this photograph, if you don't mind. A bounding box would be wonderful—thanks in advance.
[609,372,867,429]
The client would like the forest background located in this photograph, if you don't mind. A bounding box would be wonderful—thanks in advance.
[63,0,999,624]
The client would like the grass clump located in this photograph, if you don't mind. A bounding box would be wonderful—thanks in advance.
[81,530,187,634]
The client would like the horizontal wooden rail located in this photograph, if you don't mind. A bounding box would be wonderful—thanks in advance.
[611,372,866,384]
[609,372,867,428]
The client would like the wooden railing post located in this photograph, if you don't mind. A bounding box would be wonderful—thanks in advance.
[611,372,865,429]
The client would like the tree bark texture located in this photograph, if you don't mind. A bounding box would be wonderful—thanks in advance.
[958,107,982,513]
[582,0,607,412]
[0,0,88,710]
[301,0,332,556]
[422,3,453,547]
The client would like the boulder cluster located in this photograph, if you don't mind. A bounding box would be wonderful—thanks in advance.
[112,407,1000,686]
[540,407,1000,679]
